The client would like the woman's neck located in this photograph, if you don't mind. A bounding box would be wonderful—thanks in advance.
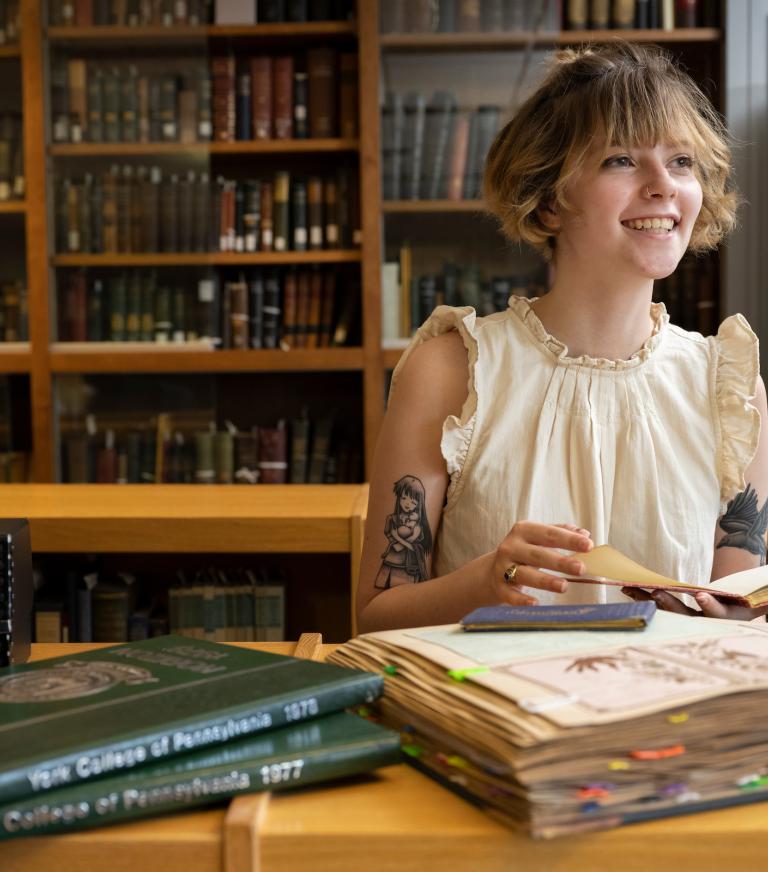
[530,280,656,361]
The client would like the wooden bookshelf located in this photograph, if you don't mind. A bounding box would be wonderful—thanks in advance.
[379,28,721,51]
[0,343,32,372]
[47,21,357,43]
[49,139,360,156]
[49,346,365,373]
[10,2,727,483]
[52,251,363,267]
[382,200,485,213]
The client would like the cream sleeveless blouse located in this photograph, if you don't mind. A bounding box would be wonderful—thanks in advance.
[390,297,760,604]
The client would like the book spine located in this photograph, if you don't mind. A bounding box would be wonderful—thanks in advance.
[293,71,308,139]
[273,56,294,139]
[0,670,384,806]
[273,171,290,251]
[307,47,337,138]
[250,56,273,139]
[0,725,398,841]
[338,52,358,139]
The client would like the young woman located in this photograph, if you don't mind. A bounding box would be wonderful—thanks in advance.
[357,42,768,634]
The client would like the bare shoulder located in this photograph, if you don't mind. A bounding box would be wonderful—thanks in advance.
[391,331,469,417]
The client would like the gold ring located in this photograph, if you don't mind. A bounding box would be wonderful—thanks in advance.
[503,563,519,584]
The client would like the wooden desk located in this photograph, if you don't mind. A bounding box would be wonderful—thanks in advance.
[5,643,768,872]
[0,484,362,553]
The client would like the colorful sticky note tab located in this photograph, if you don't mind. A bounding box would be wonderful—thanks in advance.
[666,712,689,724]
[383,665,398,675]
[447,666,490,682]
[629,744,686,761]
[609,761,631,771]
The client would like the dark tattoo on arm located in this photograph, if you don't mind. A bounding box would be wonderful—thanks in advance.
[373,475,434,589]
[716,483,768,564]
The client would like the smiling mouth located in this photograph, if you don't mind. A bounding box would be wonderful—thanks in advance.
[621,218,679,233]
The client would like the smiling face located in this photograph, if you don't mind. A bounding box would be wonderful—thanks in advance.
[399,493,417,513]
[551,139,704,281]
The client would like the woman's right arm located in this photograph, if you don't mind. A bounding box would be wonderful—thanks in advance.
[356,330,592,634]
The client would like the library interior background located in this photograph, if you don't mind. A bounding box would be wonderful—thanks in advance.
[0,0,765,644]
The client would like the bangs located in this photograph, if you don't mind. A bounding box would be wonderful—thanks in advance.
[598,76,714,160]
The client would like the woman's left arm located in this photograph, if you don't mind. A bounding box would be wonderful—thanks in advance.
[654,377,768,619]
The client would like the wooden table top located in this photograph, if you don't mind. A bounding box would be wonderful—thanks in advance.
[0,484,363,552]
[4,642,768,872]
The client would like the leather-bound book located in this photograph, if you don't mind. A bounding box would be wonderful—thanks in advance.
[108,272,127,341]
[305,266,323,348]
[193,170,210,252]
[249,269,265,348]
[86,66,104,142]
[289,410,310,483]
[160,172,179,253]
[260,179,274,250]
[273,56,294,139]
[235,429,259,483]
[307,47,337,138]
[140,271,155,341]
[338,52,358,138]
[142,165,161,252]
[457,0,481,30]
[137,74,150,141]
[236,64,251,140]
[87,276,105,341]
[307,176,323,249]
[280,267,298,349]
[258,421,288,484]
[67,59,87,143]
[262,269,281,349]
[177,170,194,253]
[250,56,273,139]
[159,74,179,141]
[292,179,308,251]
[196,66,213,141]
[293,70,308,138]
[243,179,261,252]
[211,55,236,142]
[63,269,87,341]
[318,269,336,346]
[294,269,310,348]
[121,65,139,142]
[126,270,142,340]
[116,165,132,253]
[228,275,250,349]
[273,170,290,252]
[323,175,338,248]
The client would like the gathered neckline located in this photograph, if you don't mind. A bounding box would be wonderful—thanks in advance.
[508,295,669,371]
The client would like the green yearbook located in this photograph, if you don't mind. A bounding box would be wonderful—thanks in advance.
[0,635,383,805]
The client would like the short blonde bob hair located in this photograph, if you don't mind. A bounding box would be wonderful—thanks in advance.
[483,42,738,259]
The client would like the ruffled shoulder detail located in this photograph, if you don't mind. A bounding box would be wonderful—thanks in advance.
[713,314,761,510]
[390,306,480,500]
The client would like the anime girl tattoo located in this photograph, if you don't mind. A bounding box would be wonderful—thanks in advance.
[373,474,433,589]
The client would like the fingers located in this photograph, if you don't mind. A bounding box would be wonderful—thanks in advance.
[694,592,759,621]
[510,565,570,595]
[512,521,593,553]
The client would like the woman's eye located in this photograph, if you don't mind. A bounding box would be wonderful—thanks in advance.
[604,155,632,168]
[672,155,695,169]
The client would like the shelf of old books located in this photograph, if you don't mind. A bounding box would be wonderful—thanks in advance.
[37,0,374,484]
[377,0,724,359]
[52,369,364,484]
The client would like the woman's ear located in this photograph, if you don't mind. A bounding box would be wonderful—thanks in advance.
[537,199,560,230]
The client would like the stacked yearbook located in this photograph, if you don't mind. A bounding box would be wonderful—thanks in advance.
[329,609,768,838]
[0,636,400,841]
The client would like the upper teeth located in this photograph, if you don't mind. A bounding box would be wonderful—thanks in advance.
[624,218,676,231]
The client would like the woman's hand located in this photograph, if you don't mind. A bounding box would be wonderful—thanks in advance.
[489,521,593,606]
[622,587,768,621]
